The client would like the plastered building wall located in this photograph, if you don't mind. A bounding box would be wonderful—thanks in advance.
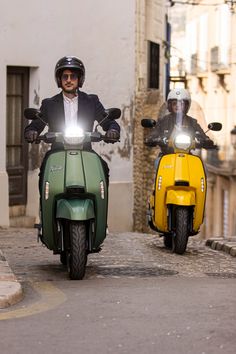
[0,0,167,232]
[133,0,167,232]
[172,2,236,238]
[0,0,136,230]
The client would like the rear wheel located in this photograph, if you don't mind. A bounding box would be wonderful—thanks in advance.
[67,221,87,280]
[173,207,189,255]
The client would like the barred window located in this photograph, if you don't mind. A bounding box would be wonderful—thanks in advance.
[148,41,160,89]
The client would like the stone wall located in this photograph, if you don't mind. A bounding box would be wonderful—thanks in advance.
[134,0,166,232]
[133,90,163,232]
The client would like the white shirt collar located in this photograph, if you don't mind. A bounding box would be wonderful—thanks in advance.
[63,93,78,103]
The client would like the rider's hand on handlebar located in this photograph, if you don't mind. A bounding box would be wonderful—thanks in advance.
[24,130,38,143]
[202,138,215,149]
[104,129,120,143]
[145,136,167,147]
[208,143,219,150]
[145,137,157,146]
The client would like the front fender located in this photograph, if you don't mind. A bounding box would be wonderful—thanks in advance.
[56,199,95,220]
[166,190,196,206]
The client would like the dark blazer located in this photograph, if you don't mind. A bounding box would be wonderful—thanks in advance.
[25,90,120,135]
[154,113,207,138]
[147,113,213,155]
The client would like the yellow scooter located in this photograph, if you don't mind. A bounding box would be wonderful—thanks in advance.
[141,116,222,254]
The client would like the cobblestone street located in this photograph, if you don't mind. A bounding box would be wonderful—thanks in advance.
[1,228,236,354]
[1,228,236,282]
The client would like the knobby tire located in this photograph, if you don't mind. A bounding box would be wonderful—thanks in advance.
[174,207,189,254]
[68,221,87,280]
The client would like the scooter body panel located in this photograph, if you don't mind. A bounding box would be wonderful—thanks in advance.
[56,199,95,220]
[41,151,66,250]
[41,149,107,251]
[151,153,206,233]
[166,189,196,205]
[81,151,108,249]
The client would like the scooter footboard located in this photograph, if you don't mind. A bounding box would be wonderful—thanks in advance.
[56,199,95,220]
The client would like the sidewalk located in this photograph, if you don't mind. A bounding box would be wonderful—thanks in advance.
[205,237,236,257]
[0,248,23,309]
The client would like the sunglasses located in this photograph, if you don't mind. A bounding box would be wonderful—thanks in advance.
[61,73,78,81]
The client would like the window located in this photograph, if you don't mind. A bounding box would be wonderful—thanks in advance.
[148,41,160,89]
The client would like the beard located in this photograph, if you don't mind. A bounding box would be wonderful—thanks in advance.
[63,86,77,94]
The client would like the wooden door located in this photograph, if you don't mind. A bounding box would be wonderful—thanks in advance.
[6,67,29,206]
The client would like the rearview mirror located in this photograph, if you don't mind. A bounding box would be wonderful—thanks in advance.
[141,118,156,128]
[208,122,222,131]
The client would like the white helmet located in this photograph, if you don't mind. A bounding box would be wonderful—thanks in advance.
[167,88,191,113]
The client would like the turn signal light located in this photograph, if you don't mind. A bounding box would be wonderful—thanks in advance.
[45,182,50,200]
[158,176,162,190]
[100,181,105,199]
[201,178,205,192]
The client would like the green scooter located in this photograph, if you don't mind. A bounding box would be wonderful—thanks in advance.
[24,108,120,279]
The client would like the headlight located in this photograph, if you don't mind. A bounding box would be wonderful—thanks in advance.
[64,126,85,145]
[174,133,191,150]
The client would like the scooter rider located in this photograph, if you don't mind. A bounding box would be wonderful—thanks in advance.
[24,56,120,184]
[145,88,214,154]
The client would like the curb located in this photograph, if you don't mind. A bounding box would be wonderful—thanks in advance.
[0,250,23,308]
[205,237,236,257]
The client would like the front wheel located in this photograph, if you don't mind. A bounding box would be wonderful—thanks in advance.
[67,221,87,280]
[173,207,189,255]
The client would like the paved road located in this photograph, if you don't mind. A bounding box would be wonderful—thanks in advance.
[0,228,236,354]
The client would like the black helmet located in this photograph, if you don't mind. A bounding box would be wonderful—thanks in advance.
[55,56,85,88]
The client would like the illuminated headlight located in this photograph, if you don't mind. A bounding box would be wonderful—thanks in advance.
[64,126,85,144]
[174,134,191,150]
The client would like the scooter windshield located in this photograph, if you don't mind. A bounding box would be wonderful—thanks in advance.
[157,99,209,135]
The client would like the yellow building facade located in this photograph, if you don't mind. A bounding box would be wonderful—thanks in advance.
[170,1,236,237]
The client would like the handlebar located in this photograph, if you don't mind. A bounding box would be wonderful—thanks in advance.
[34,131,119,144]
[145,137,168,147]
[195,141,218,150]
[145,136,218,150]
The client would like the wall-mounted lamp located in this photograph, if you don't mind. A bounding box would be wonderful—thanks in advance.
[169,1,236,14]
[230,125,236,149]
[225,0,236,13]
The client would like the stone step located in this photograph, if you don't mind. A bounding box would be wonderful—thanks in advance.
[10,216,36,228]
[9,205,26,218]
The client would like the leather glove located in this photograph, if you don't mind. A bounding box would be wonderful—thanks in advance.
[202,138,215,149]
[145,137,157,147]
[145,136,167,147]
[105,129,120,143]
[24,130,38,143]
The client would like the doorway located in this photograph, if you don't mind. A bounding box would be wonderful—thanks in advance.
[6,67,29,206]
